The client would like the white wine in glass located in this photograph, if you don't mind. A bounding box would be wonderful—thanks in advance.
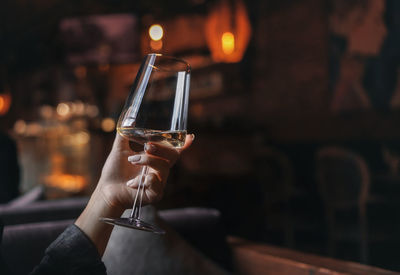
[100,54,190,234]
[117,127,187,149]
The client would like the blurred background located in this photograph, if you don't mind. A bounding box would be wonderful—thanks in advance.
[1,0,400,271]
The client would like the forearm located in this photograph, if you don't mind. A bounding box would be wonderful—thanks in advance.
[75,188,125,257]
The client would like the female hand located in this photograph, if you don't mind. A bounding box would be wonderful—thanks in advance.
[75,133,194,256]
[97,133,194,211]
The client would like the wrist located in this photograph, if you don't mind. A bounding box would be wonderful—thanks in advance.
[75,189,124,256]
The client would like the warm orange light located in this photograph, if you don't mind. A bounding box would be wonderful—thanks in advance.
[63,131,90,146]
[86,105,99,118]
[101,118,116,132]
[221,32,235,55]
[150,40,163,51]
[57,103,70,117]
[149,24,164,41]
[39,105,53,119]
[0,97,4,111]
[205,0,252,63]
[44,173,87,192]
[0,93,11,115]
[14,120,27,135]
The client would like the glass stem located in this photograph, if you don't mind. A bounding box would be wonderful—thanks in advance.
[130,165,149,220]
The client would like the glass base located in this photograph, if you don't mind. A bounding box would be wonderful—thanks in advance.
[100,217,165,234]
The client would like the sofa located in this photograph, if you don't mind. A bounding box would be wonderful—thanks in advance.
[0,190,232,275]
[1,189,396,275]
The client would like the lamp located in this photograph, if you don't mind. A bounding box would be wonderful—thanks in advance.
[148,23,164,52]
[0,87,11,116]
[205,0,252,63]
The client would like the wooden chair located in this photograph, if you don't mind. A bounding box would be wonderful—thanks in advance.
[315,147,370,263]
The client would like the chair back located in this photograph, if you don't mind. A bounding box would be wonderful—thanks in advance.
[316,147,370,208]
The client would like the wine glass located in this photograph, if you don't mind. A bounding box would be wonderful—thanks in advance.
[100,53,190,234]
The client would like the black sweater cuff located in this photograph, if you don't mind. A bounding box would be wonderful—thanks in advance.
[30,224,106,275]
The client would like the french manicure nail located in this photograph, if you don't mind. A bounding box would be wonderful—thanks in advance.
[128,155,141,162]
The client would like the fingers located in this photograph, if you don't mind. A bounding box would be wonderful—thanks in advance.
[144,143,180,166]
[127,133,194,180]
[143,133,195,161]
[125,172,164,203]
[128,154,170,182]
[179,133,195,152]
[116,133,195,207]
[144,173,164,202]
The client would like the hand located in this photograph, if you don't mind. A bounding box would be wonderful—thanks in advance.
[75,132,194,256]
[97,133,194,212]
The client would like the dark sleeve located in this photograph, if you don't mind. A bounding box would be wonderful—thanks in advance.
[30,225,107,275]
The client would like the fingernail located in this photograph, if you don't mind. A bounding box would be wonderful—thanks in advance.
[145,143,156,153]
[126,179,136,187]
[128,155,141,162]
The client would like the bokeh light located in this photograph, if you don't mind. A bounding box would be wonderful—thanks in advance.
[57,103,70,117]
[149,24,164,41]
[221,32,235,55]
[101,118,116,132]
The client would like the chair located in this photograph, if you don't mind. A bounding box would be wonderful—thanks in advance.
[315,147,370,263]
[254,146,295,247]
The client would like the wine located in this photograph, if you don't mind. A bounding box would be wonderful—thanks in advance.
[117,127,187,149]
[101,54,190,233]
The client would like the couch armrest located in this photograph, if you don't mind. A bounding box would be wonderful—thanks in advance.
[0,197,89,225]
[0,186,45,209]
[227,237,397,275]
[2,219,74,275]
